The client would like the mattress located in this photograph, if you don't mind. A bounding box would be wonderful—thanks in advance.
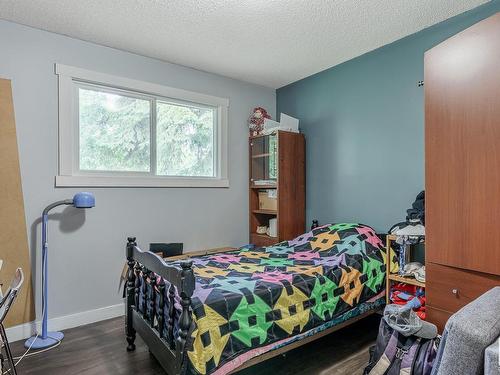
[140,223,387,375]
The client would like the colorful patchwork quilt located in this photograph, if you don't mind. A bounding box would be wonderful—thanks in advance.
[170,223,386,374]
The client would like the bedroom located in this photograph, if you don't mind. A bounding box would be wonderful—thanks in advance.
[0,1,499,374]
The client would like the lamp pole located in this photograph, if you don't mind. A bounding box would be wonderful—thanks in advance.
[40,200,71,342]
[25,193,94,349]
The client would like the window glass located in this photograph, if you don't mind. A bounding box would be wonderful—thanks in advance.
[156,101,215,177]
[79,87,151,172]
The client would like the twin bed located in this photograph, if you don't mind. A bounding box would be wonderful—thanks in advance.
[124,223,387,374]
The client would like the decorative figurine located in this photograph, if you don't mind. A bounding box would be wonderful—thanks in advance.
[248,107,271,136]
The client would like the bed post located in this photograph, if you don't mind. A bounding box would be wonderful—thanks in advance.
[157,278,166,338]
[177,260,195,360]
[126,237,137,352]
[141,268,149,320]
[148,270,157,328]
[167,283,176,349]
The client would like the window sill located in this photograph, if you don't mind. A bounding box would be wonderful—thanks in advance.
[55,175,229,188]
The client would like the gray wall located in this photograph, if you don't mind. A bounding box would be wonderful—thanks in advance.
[276,1,500,233]
[0,20,275,319]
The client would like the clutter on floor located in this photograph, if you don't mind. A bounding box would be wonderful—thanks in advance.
[364,304,438,375]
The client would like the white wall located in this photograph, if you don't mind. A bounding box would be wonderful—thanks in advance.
[0,20,275,325]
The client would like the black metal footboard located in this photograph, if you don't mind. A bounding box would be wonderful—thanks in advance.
[125,237,195,375]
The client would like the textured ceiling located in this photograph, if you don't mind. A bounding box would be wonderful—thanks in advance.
[0,0,488,88]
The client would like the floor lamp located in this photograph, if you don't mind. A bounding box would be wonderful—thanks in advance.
[24,192,95,349]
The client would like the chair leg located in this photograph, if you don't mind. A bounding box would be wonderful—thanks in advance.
[0,324,17,375]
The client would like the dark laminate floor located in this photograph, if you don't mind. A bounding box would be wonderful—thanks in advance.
[11,314,380,375]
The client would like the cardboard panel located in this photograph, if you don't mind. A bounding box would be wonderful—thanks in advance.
[0,78,35,327]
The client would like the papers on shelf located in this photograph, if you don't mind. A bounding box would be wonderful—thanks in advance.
[262,113,300,134]
[280,113,299,133]
[253,179,277,186]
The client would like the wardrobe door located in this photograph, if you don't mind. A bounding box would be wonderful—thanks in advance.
[425,13,500,276]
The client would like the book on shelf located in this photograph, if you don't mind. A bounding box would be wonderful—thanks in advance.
[252,179,276,186]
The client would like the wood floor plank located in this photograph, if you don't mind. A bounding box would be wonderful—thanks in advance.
[10,314,380,374]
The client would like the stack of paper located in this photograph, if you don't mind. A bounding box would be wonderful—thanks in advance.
[262,113,300,134]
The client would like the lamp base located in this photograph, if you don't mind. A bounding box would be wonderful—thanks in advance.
[24,331,64,349]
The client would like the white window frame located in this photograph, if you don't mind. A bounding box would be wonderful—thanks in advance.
[55,63,229,188]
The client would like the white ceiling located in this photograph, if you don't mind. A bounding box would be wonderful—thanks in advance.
[0,0,488,88]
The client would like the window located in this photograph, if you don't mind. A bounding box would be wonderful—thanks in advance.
[56,64,229,187]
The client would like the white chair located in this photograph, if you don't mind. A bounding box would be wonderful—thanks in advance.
[0,267,24,375]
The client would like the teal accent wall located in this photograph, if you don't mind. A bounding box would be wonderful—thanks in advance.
[276,1,500,232]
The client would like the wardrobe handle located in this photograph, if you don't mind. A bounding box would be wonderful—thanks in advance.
[451,288,459,296]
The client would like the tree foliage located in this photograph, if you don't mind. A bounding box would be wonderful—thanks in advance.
[79,88,214,177]
[156,101,214,177]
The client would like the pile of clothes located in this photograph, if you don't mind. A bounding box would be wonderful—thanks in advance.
[400,261,425,283]
[390,282,426,319]
[389,190,425,239]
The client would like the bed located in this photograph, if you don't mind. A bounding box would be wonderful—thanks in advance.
[124,223,387,374]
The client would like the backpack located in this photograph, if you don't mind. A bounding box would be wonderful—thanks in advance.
[364,318,438,375]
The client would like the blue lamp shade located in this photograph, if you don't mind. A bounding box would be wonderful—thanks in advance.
[73,192,95,208]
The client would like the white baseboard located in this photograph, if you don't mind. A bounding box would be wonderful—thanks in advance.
[5,303,125,343]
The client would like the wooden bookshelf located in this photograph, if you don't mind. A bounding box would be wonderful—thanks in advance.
[250,184,277,189]
[251,153,271,158]
[249,131,305,247]
[388,274,425,288]
[386,234,426,304]
[250,233,278,247]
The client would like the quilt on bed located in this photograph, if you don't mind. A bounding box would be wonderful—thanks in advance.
[165,223,386,374]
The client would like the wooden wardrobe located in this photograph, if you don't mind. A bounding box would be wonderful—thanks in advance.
[425,12,500,331]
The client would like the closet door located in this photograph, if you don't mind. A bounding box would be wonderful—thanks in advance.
[425,13,500,276]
